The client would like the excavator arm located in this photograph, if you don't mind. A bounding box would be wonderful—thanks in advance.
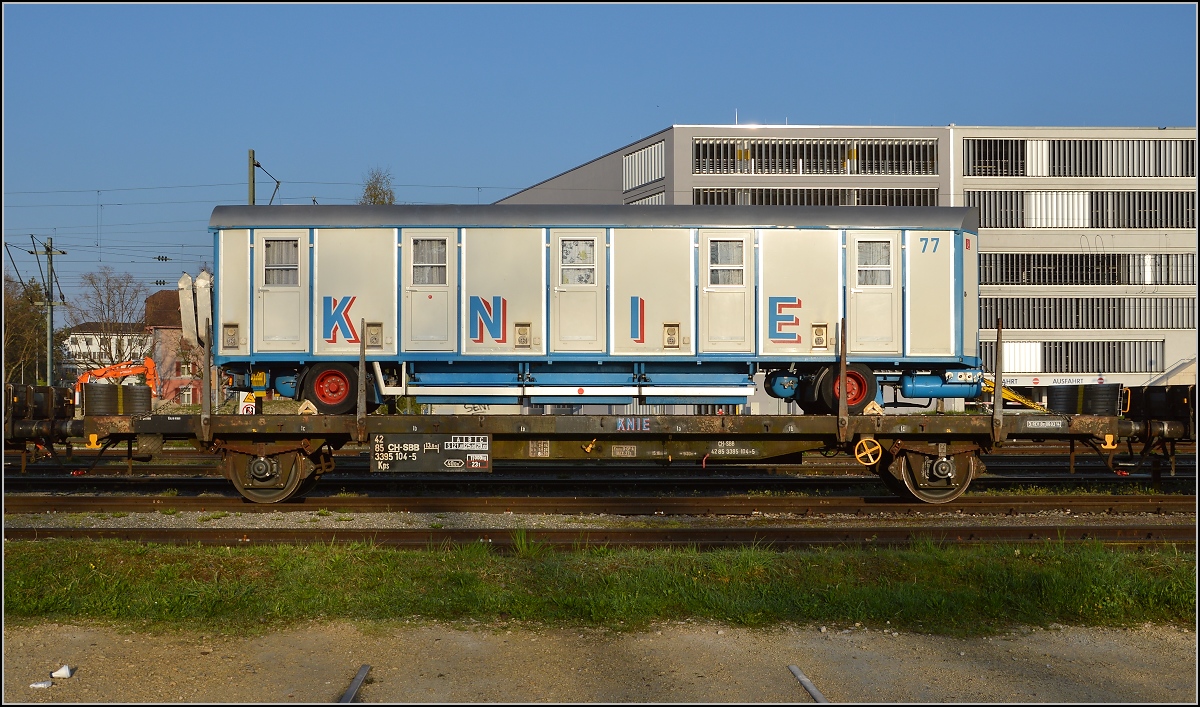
[75,357,160,397]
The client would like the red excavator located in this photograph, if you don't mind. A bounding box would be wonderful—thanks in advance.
[74,357,160,397]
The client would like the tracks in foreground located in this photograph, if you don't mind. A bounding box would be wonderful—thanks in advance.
[4,493,1195,517]
[5,524,1192,550]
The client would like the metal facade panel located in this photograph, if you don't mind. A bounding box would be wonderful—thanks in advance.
[905,230,955,356]
[252,229,309,352]
[461,228,545,355]
[1024,191,1090,228]
[1026,140,1049,176]
[758,228,840,356]
[402,228,458,351]
[550,229,607,352]
[699,229,754,352]
[611,228,694,356]
[217,230,250,357]
[313,228,397,356]
[1003,341,1043,373]
[846,230,902,354]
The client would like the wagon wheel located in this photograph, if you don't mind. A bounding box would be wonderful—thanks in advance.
[224,450,309,503]
[899,451,974,504]
[818,364,878,415]
[302,363,358,415]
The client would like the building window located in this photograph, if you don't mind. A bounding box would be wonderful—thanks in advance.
[980,297,1195,330]
[178,387,193,405]
[693,138,938,175]
[412,239,447,285]
[694,187,938,206]
[963,139,1026,176]
[708,240,744,286]
[980,253,1196,286]
[966,139,1196,177]
[979,340,1164,374]
[262,239,299,285]
[965,190,1195,229]
[560,239,596,285]
[856,242,892,286]
[178,362,192,377]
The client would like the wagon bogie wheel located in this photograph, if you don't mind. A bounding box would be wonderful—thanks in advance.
[224,450,310,503]
[899,451,974,504]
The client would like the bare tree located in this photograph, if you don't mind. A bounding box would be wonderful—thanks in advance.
[3,273,65,385]
[65,266,151,377]
[359,167,396,205]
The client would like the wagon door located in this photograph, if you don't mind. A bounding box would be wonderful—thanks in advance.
[254,230,309,352]
[550,229,606,352]
[846,230,901,354]
[402,229,457,352]
[699,229,754,353]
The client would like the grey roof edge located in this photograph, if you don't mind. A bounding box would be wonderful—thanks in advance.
[210,204,980,232]
[495,127,674,203]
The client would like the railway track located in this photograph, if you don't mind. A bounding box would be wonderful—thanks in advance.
[5,524,1192,549]
[3,470,1193,500]
[5,493,1194,516]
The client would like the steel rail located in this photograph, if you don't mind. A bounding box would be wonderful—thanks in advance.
[5,494,1195,516]
[5,524,1193,548]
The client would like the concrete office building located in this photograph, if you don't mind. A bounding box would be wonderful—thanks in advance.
[502,124,1196,411]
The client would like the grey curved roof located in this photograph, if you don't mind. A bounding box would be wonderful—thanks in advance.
[210,204,979,232]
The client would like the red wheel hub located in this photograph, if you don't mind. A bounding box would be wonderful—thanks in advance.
[832,371,868,406]
[312,369,350,405]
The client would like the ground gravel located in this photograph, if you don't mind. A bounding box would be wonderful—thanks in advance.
[4,621,1195,703]
[3,504,1195,532]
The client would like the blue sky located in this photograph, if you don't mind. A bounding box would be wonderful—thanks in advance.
[3,3,1196,302]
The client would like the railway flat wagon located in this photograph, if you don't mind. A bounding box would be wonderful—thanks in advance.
[204,204,984,414]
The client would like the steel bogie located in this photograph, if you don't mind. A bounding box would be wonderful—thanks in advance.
[885,447,983,504]
[221,448,334,503]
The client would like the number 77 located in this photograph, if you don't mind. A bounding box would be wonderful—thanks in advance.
[919,237,940,253]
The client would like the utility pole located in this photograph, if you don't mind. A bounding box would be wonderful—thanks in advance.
[30,237,66,385]
[249,149,256,206]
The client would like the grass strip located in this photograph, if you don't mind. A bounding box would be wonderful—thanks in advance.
[3,538,1192,635]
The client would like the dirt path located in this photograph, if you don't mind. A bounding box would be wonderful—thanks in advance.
[5,621,1195,703]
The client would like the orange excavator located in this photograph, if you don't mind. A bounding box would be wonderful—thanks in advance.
[74,357,160,397]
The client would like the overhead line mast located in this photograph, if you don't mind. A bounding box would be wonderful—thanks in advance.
[27,236,66,384]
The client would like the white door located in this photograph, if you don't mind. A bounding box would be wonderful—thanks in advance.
[402,229,457,351]
[699,229,754,353]
[550,229,605,352]
[847,230,901,354]
[254,230,308,352]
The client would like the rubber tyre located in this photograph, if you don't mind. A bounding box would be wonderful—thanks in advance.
[302,363,358,415]
[818,363,878,415]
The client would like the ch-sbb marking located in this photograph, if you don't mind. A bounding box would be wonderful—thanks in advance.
[371,434,491,472]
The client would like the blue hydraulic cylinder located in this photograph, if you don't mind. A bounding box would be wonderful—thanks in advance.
[900,373,983,399]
